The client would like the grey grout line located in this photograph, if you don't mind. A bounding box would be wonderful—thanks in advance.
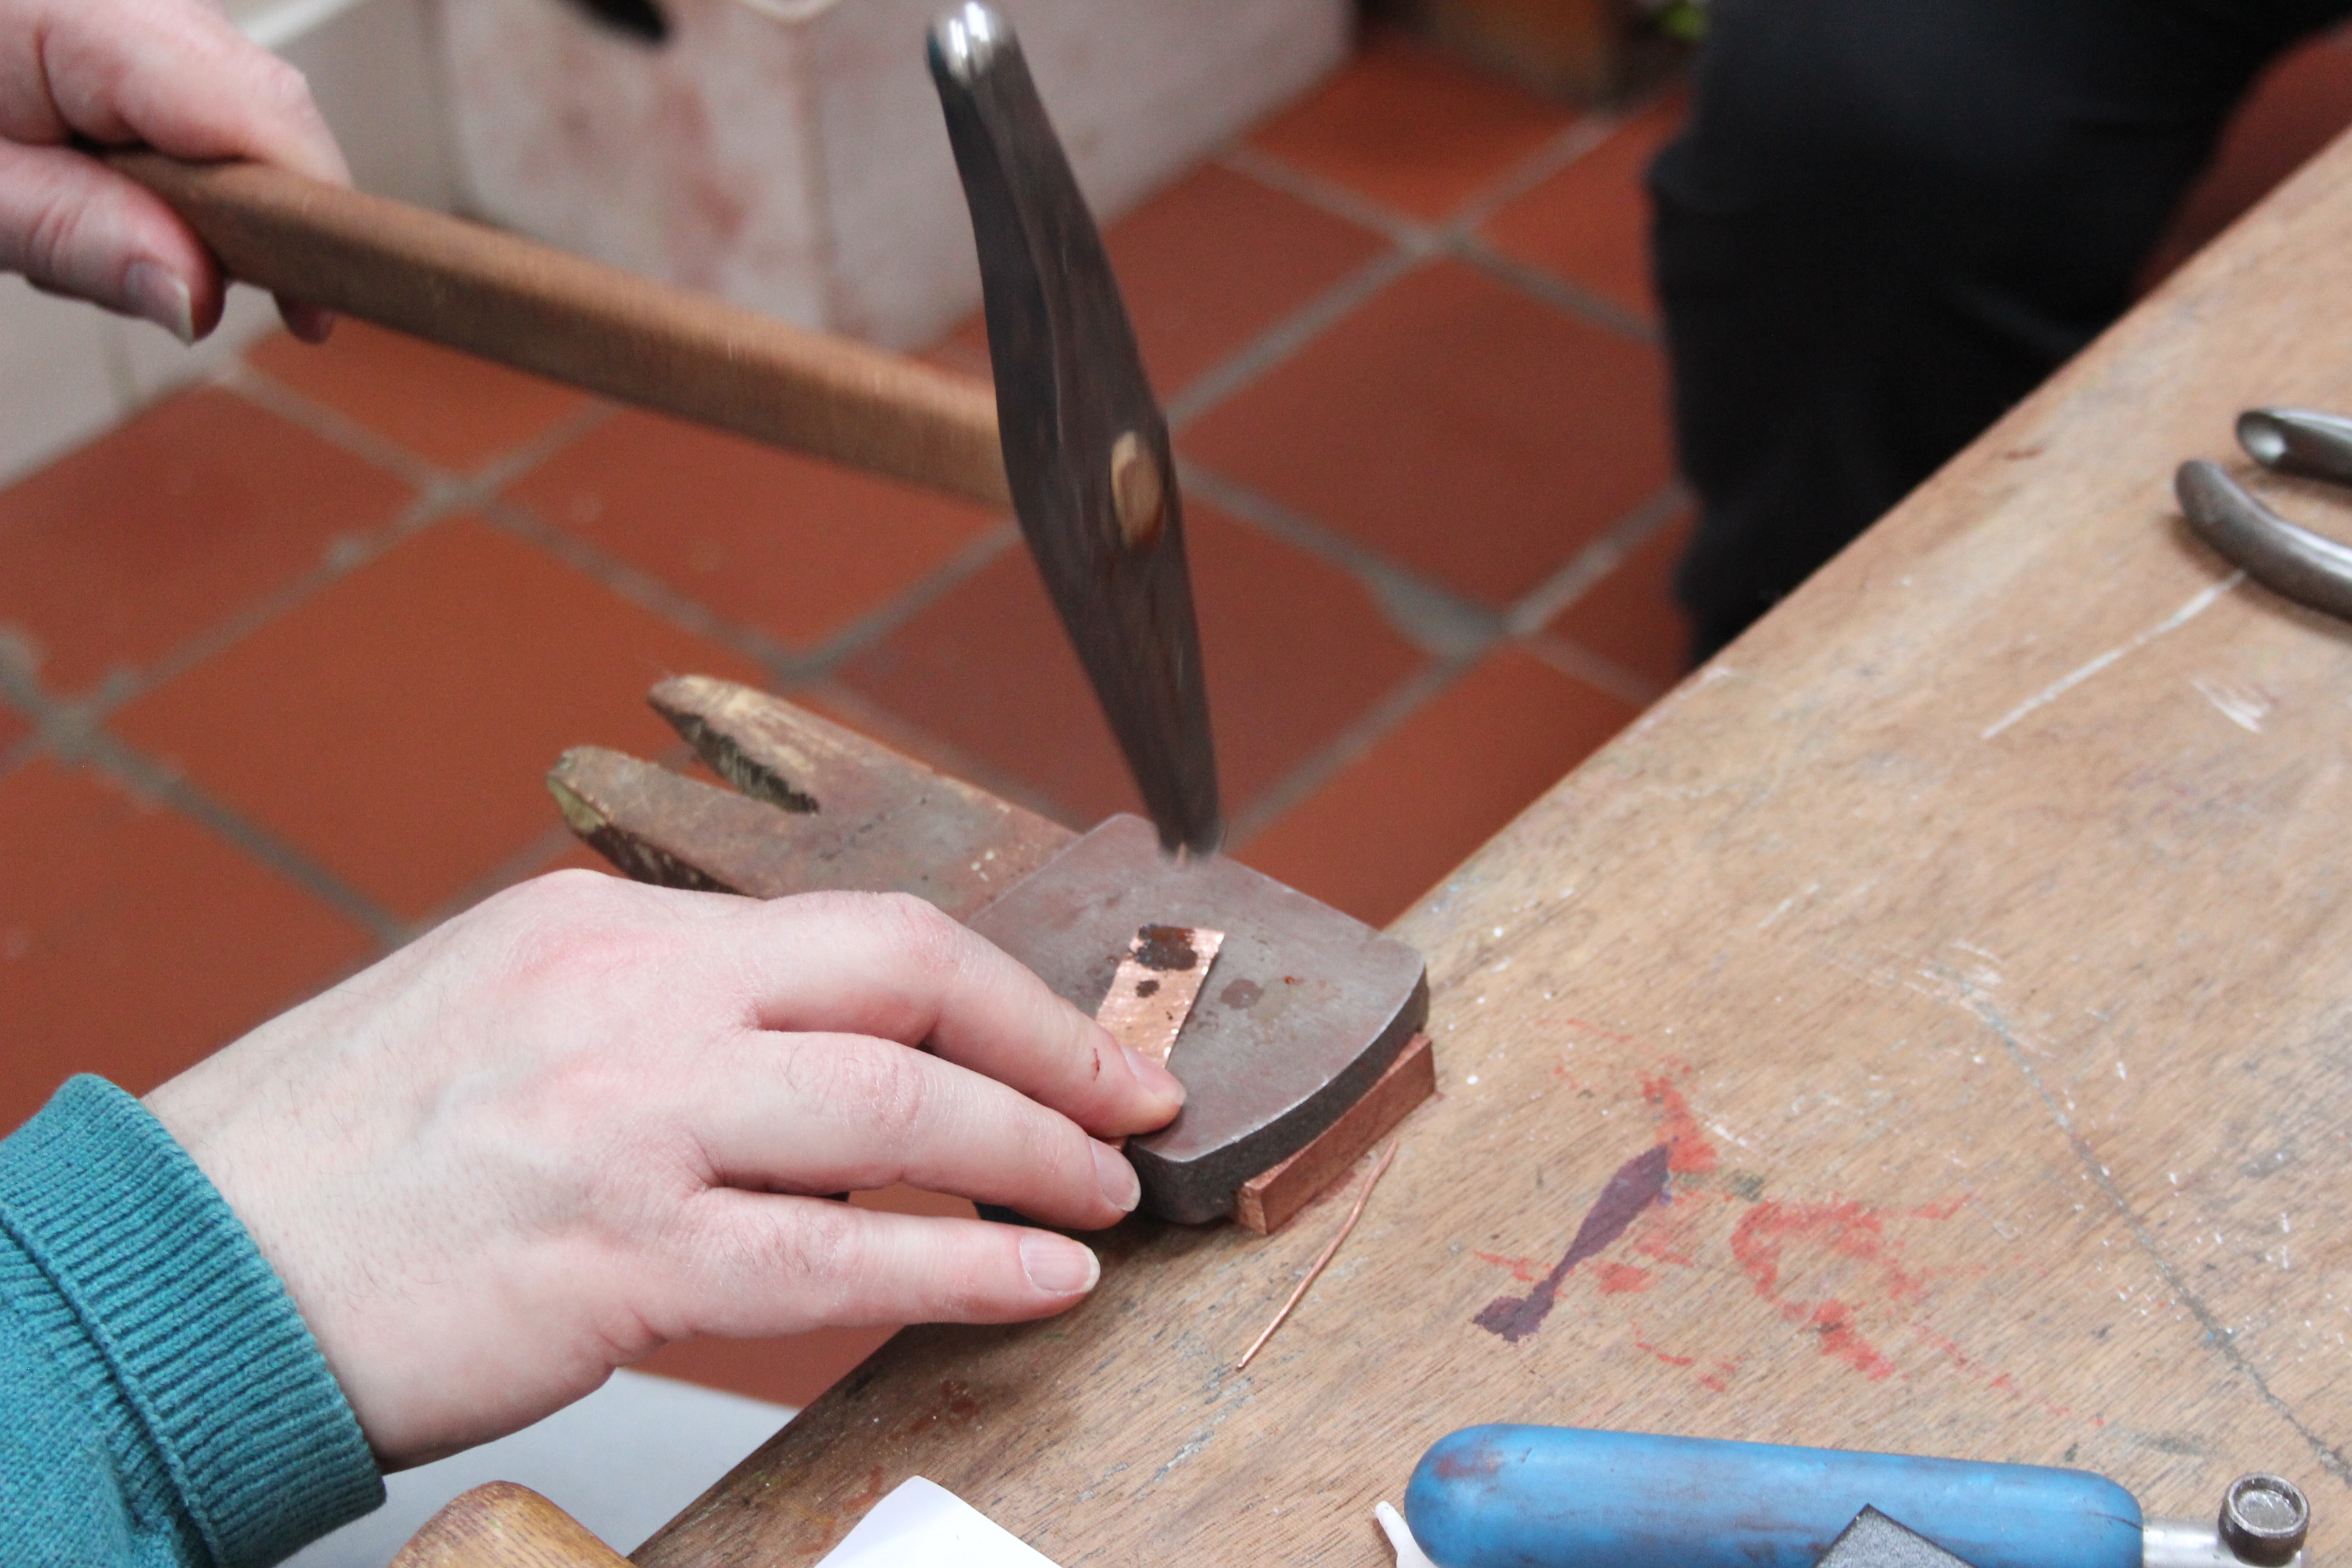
[1217,144,1436,250]
[798,678,1091,831]
[1516,627,1669,709]
[9,67,1693,909]
[1179,461,1499,662]
[1152,91,1694,839]
[464,400,625,495]
[1188,458,1693,824]
[222,364,457,496]
[1227,659,1467,849]
[1504,479,1690,634]
[88,493,453,724]
[0,337,1030,960]
[11,384,584,740]
[1163,246,1426,429]
[27,367,632,736]
[0,627,404,945]
[0,634,56,784]
[78,730,406,947]
[0,487,443,740]
[226,363,618,500]
[0,367,633,961]
[1183,468,1688,842]
[0,642,39,780]
[475,495,806,683]
[783,519,1024,678]
[1450,106,1636,231]
[476,493,1026,697]
[1218,93,1667,350]
[1454,234,1658,343]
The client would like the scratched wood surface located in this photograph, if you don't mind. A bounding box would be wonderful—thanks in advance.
[632,132,2352,1568]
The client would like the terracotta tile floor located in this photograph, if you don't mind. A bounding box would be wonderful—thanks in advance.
[4,25,2347,1414]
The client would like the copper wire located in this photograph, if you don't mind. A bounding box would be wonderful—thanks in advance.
[1235,1141,1401,1372]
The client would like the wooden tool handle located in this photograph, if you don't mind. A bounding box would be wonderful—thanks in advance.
[389,1482,630,1568]
[112,152,1009,506]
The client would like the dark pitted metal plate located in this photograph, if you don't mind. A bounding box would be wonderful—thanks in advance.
[968,814,1428,1224]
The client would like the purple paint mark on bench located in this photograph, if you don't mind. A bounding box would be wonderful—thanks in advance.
[1474,1143,1671,1343]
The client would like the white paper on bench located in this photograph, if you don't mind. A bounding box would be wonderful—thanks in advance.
[815,1476,1065,1568]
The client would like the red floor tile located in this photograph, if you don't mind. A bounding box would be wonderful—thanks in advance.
[247,321,593,474]
[837,501,1427,826]
[919,164,1388,400]
[111,517,766,922]
[1238,644,1637,927]
[1484,90,1686,321]
[1247,29,1578,223]
[0,706,28,754]
[1181,260,1671,608]
[1194,507,1428,804]
[505,409,1000,651]
[0,760,376,1134]
[2142,31,2352,289]
[822,546,1142,828]
[636,1186,975,1408]
[1543,506,1693,686]
[1107,163,1390,395]
[0,390,412,694]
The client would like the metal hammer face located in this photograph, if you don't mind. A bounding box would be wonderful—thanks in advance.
[928,4,1222,858]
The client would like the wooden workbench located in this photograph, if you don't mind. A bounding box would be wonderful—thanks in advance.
[630,129,2352,1568]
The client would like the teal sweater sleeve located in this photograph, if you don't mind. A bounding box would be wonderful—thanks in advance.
[0,1076,383,1567]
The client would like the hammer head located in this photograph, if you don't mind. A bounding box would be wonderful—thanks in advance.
[929,5,1222,858]
[970,815,1428,1223]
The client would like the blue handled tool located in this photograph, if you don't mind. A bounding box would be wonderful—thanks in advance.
[1403,1426,2310,1568]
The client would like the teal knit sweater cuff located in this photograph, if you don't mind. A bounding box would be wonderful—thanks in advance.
[0,1075,383,1566]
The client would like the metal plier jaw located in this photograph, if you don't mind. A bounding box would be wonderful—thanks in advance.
[2177,408,2352,621]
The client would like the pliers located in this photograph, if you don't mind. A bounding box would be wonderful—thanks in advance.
[2177,408,2352,620]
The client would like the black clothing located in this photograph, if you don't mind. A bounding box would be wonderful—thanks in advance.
[1652,0,2352,660]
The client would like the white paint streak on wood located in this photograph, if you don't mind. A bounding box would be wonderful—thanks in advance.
[2193,676,2272,732]
[1981,572,2244,740]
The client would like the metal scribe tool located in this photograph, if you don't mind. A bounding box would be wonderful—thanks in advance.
[1403,1426,2310,1568]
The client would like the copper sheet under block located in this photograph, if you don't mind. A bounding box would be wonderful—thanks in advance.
[1233,1032,1435,1235]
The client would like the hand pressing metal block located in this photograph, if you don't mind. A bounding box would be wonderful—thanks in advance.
[551,681,1435,1234]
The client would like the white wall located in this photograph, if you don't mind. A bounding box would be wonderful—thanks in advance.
[0,0,457,487]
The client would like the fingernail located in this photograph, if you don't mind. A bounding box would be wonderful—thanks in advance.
[1019,1232,1100,1295]
[125,261,194,344]
[1121,1042,1186,1107]
[1092,1139,1141,1213]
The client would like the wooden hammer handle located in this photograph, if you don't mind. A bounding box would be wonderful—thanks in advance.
[112,153,1010,506]
[389,1482,630,1568]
